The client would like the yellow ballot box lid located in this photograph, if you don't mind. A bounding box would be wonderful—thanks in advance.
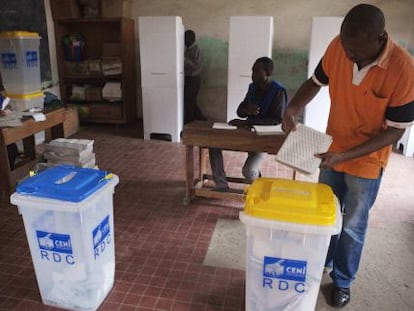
[244,178,337,226]
[6,91,44,99]
[0,31,41,39]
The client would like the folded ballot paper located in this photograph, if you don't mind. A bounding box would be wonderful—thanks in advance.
[275,124,332,174]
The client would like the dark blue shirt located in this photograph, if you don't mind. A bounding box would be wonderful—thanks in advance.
[237,80,288,125]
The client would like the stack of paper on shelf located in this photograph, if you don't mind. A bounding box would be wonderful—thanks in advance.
[101,57,122,75]
[275,124,332,174]
[43,138,96,168]
[102,82,122,101]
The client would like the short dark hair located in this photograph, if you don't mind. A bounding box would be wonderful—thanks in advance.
[341,4,385,39]
[255,57,274,75]
[185,30,196,42]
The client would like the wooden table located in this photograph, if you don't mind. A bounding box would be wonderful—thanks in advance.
[182,121,289,205]
[0,107,67,203]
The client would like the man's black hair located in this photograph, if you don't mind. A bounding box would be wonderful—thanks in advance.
[255,57,274,75]
[342,4,385,39]
[185,30,196,42]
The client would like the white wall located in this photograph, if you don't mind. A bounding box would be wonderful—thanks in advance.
[45,1,414,120]
[304,17,343,132]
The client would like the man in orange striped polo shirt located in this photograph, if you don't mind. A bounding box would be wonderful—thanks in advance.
[282,4,414,308]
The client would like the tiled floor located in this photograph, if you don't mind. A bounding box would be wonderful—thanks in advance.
[0,122,412,311]
[0,122,264,311]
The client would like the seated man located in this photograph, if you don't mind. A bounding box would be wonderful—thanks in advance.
[209,57,287,191]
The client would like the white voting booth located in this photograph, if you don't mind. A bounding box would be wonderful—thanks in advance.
[227,16,273,122]
[397,127,414,156]
[304,17,343,132]
[139,16,184,142]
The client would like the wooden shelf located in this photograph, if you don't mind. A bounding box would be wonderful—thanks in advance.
[55,17,125,24]
[63,99,122,105]
[54,17,137,124]
[62,74,122,82]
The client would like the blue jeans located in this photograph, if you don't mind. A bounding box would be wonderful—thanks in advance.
[319,168,383,288]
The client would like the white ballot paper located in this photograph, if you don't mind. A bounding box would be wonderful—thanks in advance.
[252,124,283,135]
[212,122,237,130]
[275,124,332,174]
[32,113,46,121]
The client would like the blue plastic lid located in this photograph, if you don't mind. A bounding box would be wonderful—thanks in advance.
[16,165,111,202]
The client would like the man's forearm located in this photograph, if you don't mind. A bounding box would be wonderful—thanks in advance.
[340,127,406,162]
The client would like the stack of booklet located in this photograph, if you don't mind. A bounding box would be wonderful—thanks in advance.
[0,96,22,127]
[43,138,96,168]
[0,111,22,127]
[275,124,332,174]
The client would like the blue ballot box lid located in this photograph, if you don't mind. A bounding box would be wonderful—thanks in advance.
[16,165,112,202]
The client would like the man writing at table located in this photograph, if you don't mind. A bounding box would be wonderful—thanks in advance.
[209,57,288,192]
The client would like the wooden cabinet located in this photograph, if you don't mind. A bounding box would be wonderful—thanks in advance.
[53,18,136,124]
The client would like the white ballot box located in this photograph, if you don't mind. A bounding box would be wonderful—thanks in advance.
[0,31,42,94]
[11,165,119,311]
[240,178,342,311]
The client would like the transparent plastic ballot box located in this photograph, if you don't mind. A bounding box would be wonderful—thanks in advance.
[0,31,41,94]
[7,90,44,112]
[10,165,119,311]
[239,178,342,311]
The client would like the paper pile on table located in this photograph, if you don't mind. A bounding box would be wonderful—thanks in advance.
[0,111,22,127]
[43,138,96,168]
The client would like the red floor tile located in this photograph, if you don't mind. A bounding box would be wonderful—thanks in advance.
[0,123,292,311]
[122,293,142,305]
[139,296,158,308]
[1,121,412,311]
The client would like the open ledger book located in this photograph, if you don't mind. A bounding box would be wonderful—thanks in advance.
[212,123,283,135]
[275,124,332,174]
